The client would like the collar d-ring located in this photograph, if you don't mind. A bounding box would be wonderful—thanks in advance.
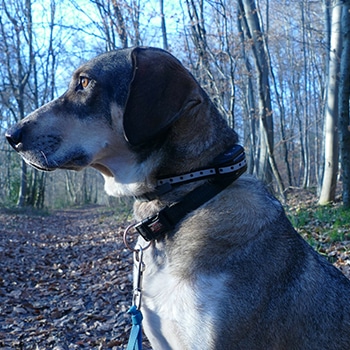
[123,224,152,252]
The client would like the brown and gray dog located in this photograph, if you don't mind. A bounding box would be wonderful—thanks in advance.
[6,47,350,349]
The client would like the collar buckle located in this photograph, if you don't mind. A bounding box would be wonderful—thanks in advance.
[134,207,174,241]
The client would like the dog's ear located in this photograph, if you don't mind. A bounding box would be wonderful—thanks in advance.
[123,47,201,146]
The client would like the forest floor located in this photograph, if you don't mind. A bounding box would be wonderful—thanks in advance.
[0,190,349,349]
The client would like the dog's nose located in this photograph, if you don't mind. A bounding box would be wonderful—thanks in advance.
[5,126,23,152]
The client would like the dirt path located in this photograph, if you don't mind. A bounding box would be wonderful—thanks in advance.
[1,204,349,349]
[0,206,151,349]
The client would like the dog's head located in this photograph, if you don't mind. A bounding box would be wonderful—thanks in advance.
[6,47,237,197]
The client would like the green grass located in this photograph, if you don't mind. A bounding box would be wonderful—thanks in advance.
[287,204,350,250]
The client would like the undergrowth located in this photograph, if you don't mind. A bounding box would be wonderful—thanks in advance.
[288,205,350,242]
[286,201,350,266]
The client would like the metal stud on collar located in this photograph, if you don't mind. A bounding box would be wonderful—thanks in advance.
[156,149,247,187]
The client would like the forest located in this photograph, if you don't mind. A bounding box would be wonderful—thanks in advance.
[1,0,350,209]
[1,1,350,348]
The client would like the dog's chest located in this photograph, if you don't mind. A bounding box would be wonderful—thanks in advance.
[135,244,223,349]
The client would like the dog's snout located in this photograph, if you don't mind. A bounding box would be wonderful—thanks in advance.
[5,126,23,152]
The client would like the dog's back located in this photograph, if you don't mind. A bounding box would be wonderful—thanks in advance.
[218,180,350,349]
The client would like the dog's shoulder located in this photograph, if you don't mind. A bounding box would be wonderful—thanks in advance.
[165,175,284,274]
[186,174,285,239]
[225,174,284,220]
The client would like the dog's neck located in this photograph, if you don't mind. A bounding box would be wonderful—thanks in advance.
[138,144,247,201]
[132,144,247,242]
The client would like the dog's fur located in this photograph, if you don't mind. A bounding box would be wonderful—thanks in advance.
[6,47,350,349]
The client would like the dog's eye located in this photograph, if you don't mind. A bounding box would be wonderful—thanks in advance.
[80,77,90,89]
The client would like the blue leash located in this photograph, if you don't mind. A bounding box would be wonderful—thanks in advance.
[126,246,146,350]
[127,305,143,350]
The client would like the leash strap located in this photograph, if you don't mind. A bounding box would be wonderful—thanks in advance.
[126,305,143,350]
[127,247,145,350]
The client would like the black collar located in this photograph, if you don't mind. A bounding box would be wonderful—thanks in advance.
[134,145,247,242]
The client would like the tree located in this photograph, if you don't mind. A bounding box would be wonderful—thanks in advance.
[184,0,212,87]
[339,0,350,208]
[319,0,342,205]
[0,0,35,207]
[0,0,64,208]
[238,0,285,198]
[182,0,239,126]
[160,0,168,50]
[85,0,141,50]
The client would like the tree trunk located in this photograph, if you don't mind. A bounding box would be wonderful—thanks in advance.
[35,172,46,209]
[2,0,34,207]
[113,1,128,48]
[237,12,257,174]
[160,0,168,50]
[319,0,342,205]
[301,1,310,188]
[238,0,285,198]
[339,0,350,208]
[17,161,27,207]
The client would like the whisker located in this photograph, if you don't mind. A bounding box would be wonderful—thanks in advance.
[40,151,49,167]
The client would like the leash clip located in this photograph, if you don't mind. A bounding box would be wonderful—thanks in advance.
[133,246,145,310]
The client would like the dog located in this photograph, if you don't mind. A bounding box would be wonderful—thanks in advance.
[6,47,350,349]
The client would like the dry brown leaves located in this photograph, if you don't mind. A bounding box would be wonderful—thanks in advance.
[0,206,151,349]
[1,200,349,349]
